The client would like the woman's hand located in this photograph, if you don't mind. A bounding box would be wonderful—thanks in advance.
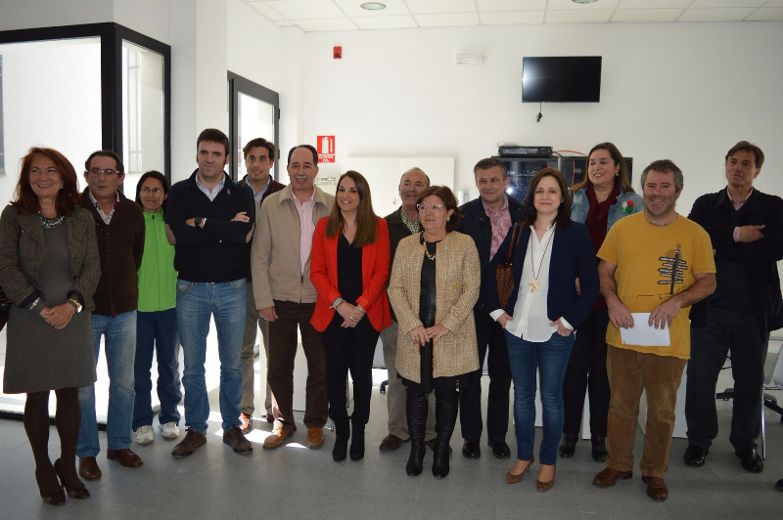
[337,302,364,328]
[409,326,428,347]
[497,312,512,329]
[424,323,449,343]
[551,318,572,337]
[40,303,75,330]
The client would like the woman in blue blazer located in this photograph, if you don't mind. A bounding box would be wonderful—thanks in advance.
[485,168,599,491]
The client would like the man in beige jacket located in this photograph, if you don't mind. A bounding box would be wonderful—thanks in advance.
[251,144,334,449]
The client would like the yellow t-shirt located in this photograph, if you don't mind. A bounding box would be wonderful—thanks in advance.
[597,212,716,359]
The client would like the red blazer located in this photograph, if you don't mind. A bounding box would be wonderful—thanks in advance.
[310,216,392,333]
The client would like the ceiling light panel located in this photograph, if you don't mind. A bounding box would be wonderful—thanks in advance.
[478,0,546,11]
[611,8,684,22]
[406,0,477,14]
[617,0,691,7]
[266,0,345,20]
[548,0,619,9]
[335,0,409,16]
[481,11,546,24]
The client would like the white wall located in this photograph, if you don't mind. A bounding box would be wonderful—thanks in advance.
[297,23,783,212]
[226,0,300,181]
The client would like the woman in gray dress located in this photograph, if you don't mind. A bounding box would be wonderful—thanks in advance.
[0,147,100,505]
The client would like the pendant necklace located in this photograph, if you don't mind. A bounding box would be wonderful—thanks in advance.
[529,224,555,293]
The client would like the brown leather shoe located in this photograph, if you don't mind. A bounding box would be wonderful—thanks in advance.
[78,457,101,481]
[239,413,253,434]
[642,475,668,501]
[592,467,633,487]
[379,434,406,451]
[107,448,143,468]
[172,429,207,458]
[223,426,252,454]
[536,465,556,492]
[263,424,295,449]
[505,458,534,485]
[306,427,324,449]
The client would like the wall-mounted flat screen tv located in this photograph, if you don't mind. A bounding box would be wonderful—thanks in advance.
[522,56,602,103]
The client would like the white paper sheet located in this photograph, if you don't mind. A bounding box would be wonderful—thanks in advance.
[619,313,671,347]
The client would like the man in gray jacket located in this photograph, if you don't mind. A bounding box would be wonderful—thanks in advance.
[252,144,334,449]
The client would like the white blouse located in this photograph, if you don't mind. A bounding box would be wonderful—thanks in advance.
[491,224,572,342]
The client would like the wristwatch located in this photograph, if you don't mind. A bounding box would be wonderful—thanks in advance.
[68,298,83,314]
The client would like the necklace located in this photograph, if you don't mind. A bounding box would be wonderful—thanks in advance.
[529,224,556,293]
[420,233,437,261]
[38,212,64,229]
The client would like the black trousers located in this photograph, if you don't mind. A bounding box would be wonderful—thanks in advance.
[458,310,511,444]
[685,307,767,451]
[562,308,610,437]
[321,315,379,426]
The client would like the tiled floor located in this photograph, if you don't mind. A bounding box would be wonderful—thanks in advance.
[1,334,782,519]
[1,368,782,520]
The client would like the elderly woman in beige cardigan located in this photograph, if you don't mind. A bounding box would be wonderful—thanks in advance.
[388,185,480,479]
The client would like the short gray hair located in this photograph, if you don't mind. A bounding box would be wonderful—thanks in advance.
[641,159,683,193]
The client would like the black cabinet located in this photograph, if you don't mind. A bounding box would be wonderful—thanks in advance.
[495,155,633,205]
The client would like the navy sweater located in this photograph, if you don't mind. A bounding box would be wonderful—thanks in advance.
[166,170,255,282]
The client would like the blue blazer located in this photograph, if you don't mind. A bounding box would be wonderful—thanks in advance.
[484,221,599,330]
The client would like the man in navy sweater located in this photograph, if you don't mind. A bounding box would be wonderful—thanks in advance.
[166,128,256,457]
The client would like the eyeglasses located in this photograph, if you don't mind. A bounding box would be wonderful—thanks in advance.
[87,168,120,177]
[140,187,162,194]
[416,203,446,212]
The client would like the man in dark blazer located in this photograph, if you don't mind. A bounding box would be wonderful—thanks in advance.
[684,140,783,473]
[238,137,285,434]
[457,157,525,459]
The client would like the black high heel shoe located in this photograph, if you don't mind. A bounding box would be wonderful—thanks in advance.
[54,458,90,499]
[35,467,65,505]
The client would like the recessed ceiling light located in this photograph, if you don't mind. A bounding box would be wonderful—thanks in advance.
[360,2,387,10]
[572,0,598,4]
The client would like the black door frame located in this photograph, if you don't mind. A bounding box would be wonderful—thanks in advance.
[0,23,172,177]
[227,71,280,181]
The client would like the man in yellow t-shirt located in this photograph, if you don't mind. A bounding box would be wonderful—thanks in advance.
[591,160,716,502]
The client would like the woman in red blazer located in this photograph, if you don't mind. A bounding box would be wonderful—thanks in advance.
[310,170,392,462]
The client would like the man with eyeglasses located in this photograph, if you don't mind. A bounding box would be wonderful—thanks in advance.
[251,144,333,449]
[456,158,525,460]
[77,150,146,481]
[238,138,285,434]
[166,128,256,458]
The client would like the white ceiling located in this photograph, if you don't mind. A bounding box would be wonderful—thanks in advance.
[245,0,783,31]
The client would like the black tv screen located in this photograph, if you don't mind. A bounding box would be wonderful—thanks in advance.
[522,56,602,103]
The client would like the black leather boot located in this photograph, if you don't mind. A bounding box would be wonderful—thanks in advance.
[405,388,427,476]
[332,419,349,462]
[559,434,578,458]
[350,420,365,461]
[432,388,458,478]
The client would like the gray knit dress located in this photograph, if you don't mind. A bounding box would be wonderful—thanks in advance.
[3,223,96,393]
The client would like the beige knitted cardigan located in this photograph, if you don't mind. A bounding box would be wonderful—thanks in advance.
[388,231,480,382]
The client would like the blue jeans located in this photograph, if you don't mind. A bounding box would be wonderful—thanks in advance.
[505,330,575,465]
[77,311,137,457]
[133,308,182,430]
[177,279,246,433]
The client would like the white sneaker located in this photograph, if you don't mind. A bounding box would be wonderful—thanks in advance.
[135,425,154,445]
[159,422,180,440]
